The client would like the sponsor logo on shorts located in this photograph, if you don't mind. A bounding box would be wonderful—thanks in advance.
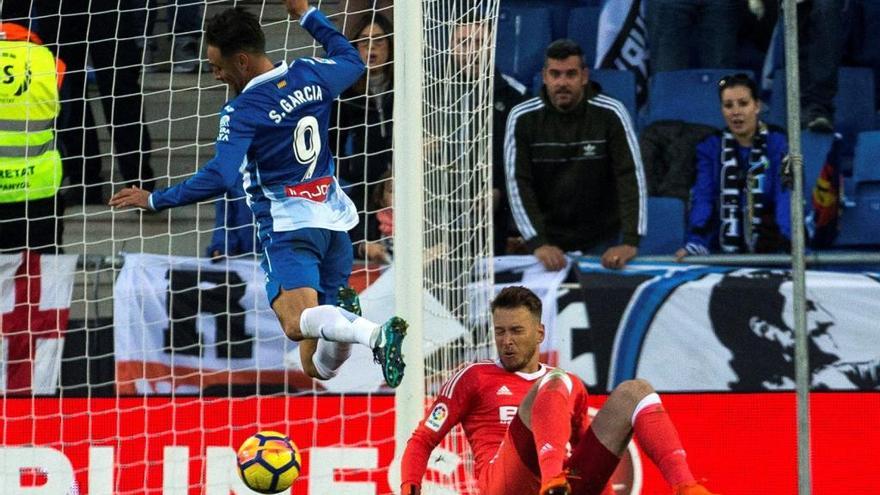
[425,403,449,432]
[285,176,332,202]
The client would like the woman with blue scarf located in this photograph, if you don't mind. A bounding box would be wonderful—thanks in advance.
[677,73,791,259]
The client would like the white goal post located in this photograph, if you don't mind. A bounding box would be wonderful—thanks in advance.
[394,0,501,492]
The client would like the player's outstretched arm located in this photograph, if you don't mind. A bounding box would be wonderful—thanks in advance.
[284,0,310,19]
[109,186,151,210]
[287,0,364,98]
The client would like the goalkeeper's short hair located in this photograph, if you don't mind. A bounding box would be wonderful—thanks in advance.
[491,286,542,321]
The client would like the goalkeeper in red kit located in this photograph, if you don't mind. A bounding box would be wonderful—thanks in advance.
[400,286,719,495]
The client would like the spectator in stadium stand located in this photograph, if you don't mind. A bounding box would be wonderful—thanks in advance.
[400,286,719,495]
[0,22,66,253]
[646,0,740,74]
[108,0,409,389]
[768,0,843,132]
[355,168,393,263]
[37,0,156,204]
[504,39,646,271]
[206,181,260,260]
[450,19,529,256]
[141,0,210,73]
[329,13,394,261]
[676,73,790,258]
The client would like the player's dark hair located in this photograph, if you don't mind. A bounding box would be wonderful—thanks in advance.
[491,286,542,321]
[544,38,584,66]
[205,7,266,57]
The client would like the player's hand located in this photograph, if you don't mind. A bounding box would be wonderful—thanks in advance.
[534,244,567,271]
[108,185,152,210]
[600,244,637,270]
[400,482,420,495]
[284,0,310,18]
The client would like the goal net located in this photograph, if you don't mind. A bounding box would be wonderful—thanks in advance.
[0,0,497,493]
[413,0,500,493]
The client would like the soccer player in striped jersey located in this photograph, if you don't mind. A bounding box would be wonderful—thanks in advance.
[400,286,717,495]
[109,0,406,388]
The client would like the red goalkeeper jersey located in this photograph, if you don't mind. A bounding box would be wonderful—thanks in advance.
[400,360,590,487]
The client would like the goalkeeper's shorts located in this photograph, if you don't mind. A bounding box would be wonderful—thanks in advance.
[479,414,620,495]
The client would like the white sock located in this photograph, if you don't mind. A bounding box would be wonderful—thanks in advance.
[299,305,377,348]
[631,392,662,425]
[312,341,352,380]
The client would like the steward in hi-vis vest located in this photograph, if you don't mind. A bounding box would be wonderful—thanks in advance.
[0,22,66,252]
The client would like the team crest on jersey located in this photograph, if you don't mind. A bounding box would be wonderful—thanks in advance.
[425,403,448,432]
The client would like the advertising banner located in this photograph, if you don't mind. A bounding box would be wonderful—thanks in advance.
[114,255,567,395]
[0,253,76,394]
[564,261,880,393]
[2,394,878,494]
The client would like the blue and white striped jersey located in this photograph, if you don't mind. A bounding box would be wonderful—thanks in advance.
[149,7,365,239]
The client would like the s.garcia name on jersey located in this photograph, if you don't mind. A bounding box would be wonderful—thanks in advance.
[268,85,324,123]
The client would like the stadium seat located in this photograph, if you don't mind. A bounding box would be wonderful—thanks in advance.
[566,7,602,67]
[833,131,880,247]
[640,197,686,255]
[590,69,637,123]
[853,130,880,186]
[800,130,835,200]
[645,69,751,128]
[763,75,784,129]
[833,187,880,247]
[501,0,571,41]
[496,6,553,83]
[766,68,876,141]
[833,68,875,137]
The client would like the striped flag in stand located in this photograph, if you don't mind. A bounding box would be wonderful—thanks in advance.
[596,0,649,106]
[0,252,77,395]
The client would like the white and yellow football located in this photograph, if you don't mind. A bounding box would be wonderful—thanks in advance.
[236,431,302,494]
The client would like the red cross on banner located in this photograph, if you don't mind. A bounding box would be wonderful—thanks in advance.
[0,252,75,395]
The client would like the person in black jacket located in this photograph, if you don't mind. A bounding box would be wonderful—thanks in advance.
[330,13,393,262]
[505,39,647,270]
[35,0,156,204]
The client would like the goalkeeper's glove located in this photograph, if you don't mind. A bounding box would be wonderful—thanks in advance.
[400,482,420,495]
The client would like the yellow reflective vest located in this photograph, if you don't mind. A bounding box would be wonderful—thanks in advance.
[0,29,62,203]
